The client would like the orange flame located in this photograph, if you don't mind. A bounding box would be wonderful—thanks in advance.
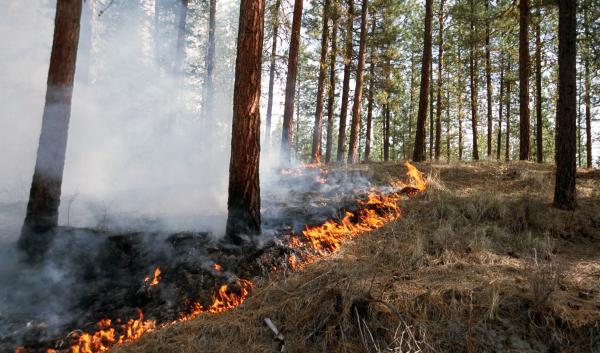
[404,162,428,192]
[212,263,222,272]
[144,267,161,287]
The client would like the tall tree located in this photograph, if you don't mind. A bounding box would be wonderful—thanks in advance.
[518,0,530,160]
[336,0,354,162]
[412,0,433,162]
[469,0,479,161]
[506,63,512,161]
[280,0,304,165]
[265,0,282,150]
[429,60,434,160]
[497,56,504,160]
[19,0,83,256]
[311,0,331,163]
[583,5,592,168]
[553,0,577,209]
[325,2,338,163]
[534,1,543,162]
[173,0,189,76]
[364,17,376,162]
[485,0,493,159]
[347,0,369,164]
[435,0,445,160]
[458,47,464,160]
[225,0,265,244]
[203,0,217,118]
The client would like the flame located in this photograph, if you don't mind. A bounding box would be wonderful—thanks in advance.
[404,162,428,192]
[212,263,222,271]
[144,267,161,287]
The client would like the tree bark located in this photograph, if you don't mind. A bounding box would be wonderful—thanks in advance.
[435,0,445,161]
[469,0,479,161]
[583,5,592,168]
[280,0,304,165]
[497,56,504,161]
[519,0,531,160]
[506,64,511,161]
[347,0,369,164]
[485,0,492,159]
[364,20,375,162]
[265,0,282,150]
[412,0,433,162]
[458,47,464,161]
[202,0,217,118]
[535,2,543,163]
[225,0,265,244]
[20,0,82,256]
[311,0,331,163]
[553,0,577,209]
[325,3,338,163]
[429,59,434,160]
[445,66,450,161]
[336,0,353,163]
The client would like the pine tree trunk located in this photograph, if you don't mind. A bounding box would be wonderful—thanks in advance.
[553,0,577,209]
[311,0,331,163]
[174,0,188,75]
[20,0,82,256]
[429,60,434,160]
[336,0,353,163]
[519,0,530,160]
[458,48,464,161]
[446,67,450,161]
[407,52,416,156]
[412,0,433,162]
[384,105,391,161]
[325,4,338,163]
[265,0,282,151]
[347,0,369,164]
[469,0,479,161]
[202,0,217,118]
[498,56,504,161]
[584,6,592,168]
[485,0,493,159]
[535,2,543,163]
[281,0,304,165]
[364,22,375,163]
[434,0,445,161]
[225,0,265,244]
[506,64,511,161]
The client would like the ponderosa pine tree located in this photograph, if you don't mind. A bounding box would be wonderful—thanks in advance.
[281,0,304,165]
[225,0,265,244]
[19,0,83,256]
[498,56,505,160]
[506,63,512,161]
[553,0,577,210]
[535,1,543,162]
[202,0,217,118]
[583,5,592,168]
[519,0,530,160]
[265,0,282,150]
[435,0,445,161]
[364,16,376,163]
[173,0,188,76]
[469,0,479,161]
[311,0,331,163]
[325,1,339,163]
[485,0,493,159]
[412,0,433,162]
[336,0,353,163]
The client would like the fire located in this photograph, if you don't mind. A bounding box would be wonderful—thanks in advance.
[182,278,253,318]
[404,161,428,192]
[212,263,222,272]
[144,267,161,287]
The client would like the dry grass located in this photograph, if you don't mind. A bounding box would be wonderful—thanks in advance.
[113,162,600,353]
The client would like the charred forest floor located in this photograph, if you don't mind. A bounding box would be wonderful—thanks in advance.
[111,161,600,353]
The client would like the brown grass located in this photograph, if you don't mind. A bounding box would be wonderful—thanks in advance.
[113,161,600,353]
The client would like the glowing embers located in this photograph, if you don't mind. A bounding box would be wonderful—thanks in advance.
[144,267,161,287]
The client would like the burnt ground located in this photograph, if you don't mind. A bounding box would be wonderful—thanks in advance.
[106,161,600,353]
[0,166,399,353]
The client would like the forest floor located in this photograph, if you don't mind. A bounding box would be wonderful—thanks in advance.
[113,161,600,353]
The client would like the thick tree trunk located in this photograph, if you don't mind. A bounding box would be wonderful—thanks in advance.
[412,0,433,162]
[584,6,592,168]
[280,0,304,165]
[434,0,445,161]
[498,57,504,161]
[469,0,479,161]
[225,0,265,244]
[311,0,331,163]
[336,0,353,163]
[20,0,82,256]
[535,2,543,163]
[553,0,577,209]
[485,0,492,159]
[519,0,531,160]
[506,65,511,161]
[265,0,282,150]
[364,25,375,162]
[347,0,369,164]
[325,4,338,163]
[203,0,217,118]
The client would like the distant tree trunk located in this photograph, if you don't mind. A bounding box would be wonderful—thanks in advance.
[364,22,375,163]
[225,0,265,244]
[583,6,592,168]
[294,81,301,156]
[497,56,504,161]
[434,0,445,161]
[173,0,188,75]
[407,52,416,156]
[325,4,338,163]
[19,0,82,256]
[202,0,217,118]
[336,0,353,163]
[429,60,434,160]
[311,0,331,163]
[553,0,577,209]
[578,74,582,167]
[535,2,543,163]
[280,0,304,165]
[469,0,479,161]
[347,0,369,164]
[506,64,512,161]
[519,0,530,160]
[384,105,391,161]
[412,0,433,162]
[458,48,464,161]
[265,0,282,151]
[446,68,450,161]
[485,0,492,159]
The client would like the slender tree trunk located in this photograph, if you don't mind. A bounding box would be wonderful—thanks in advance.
[20,0,82,256]
[203,0,217,118]
[553,0,577,209]
[429,60,434,160]
[519,0,531,160]
[364,20,375,162]
[506,65,511,161]
[485,0,493,159]
[535,2,543,163]
[280,0,304,165]
[325,4,338,163]
[498,56,504,161]
[265,0,282,151]
[384,105,391,161]
[458,48,464,161]
[347,0,369,164]
[225,0,265,244]
[337,0,353,163]
[174,0,188,75]
[435,0,445,160]
[311,0,331,163]
[407,52,416,155]
[577,72,582,167]
[412,0,433,162]
[469,0,479,161]
[446,67,450,161]
[584,6,592,168]
[294,81,301,156]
